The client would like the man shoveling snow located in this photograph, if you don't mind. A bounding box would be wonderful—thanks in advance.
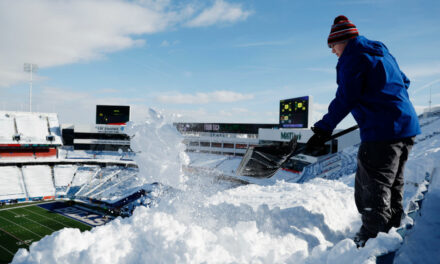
[306,15,421,247]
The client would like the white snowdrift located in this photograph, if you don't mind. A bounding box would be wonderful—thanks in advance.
[12,112,440,264]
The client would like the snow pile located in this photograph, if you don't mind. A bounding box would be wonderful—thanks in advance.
[12,174,402,264]
[12,177,360,263]
[125,108,189,189]
[12,112,440,263]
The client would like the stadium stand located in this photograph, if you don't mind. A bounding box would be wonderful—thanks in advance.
[0,109,139,214]
[16,114,50,142]
[54,165,77,196]
[74,167,121,198]
[86,168,139,202]
[0,166,27,201]
[67,165,100,196]
[0,111,62,159]
[22,165,55,199]
[0,113,16,143]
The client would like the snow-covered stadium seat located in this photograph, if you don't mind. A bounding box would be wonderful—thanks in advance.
[15,114,49,143]
[22,165,55,198]
[0,113,16,143]
[67,165,100,196]
[0,166,27,200]
[54,165,77,195]
[0,111,63,145]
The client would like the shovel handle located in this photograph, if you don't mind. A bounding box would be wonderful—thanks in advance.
[328,125,359,140]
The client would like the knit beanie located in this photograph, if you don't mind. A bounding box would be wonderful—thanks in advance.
[327,15,359,47]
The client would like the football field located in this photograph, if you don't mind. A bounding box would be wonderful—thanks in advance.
[0,202,92,264]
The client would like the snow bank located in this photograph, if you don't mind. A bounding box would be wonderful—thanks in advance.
[13,177,358,263]
[12,173,401,264]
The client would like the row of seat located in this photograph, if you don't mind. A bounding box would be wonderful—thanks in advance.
[0,165,75,201]
[0,111,62,144]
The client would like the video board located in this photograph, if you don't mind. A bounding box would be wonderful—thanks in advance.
[96,105,130,125]
[279,96,310,128]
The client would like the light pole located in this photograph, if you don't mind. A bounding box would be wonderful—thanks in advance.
[429,86,432,115]
[23,63,38,112]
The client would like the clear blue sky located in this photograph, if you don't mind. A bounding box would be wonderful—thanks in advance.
[1,0,439,127]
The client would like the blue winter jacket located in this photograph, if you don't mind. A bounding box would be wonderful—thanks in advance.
[314,36,421,142]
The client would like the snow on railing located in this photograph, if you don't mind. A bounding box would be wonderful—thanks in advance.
[296,145,359,183]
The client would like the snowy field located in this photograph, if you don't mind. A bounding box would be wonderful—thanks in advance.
[12,110,440,263]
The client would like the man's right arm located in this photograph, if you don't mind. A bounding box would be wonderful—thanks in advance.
[401,70,410,89]
[314,55,367,132]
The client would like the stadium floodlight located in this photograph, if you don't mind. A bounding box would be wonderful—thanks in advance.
[429,87,432,116]
[24,63,38,112]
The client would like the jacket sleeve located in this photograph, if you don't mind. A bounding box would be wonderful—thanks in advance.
[314,55,366,132]
[400,70,410,89]
[389,52,410,90]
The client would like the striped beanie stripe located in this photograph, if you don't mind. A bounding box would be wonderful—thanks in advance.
[328,15,359,47]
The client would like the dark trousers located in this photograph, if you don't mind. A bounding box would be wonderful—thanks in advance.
[355,137,415,237]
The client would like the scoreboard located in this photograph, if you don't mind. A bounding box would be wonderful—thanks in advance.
[96,105,130,125]
[279,96,311,128]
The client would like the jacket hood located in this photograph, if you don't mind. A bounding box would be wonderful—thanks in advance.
[346,36,386,57]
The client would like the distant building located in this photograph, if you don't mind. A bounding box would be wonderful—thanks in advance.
[175,123,278,156]
[175,122,361,173]
[422,105,440,118]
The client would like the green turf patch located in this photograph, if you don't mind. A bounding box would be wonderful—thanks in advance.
[0,200,54,210]
[0,202,92,264]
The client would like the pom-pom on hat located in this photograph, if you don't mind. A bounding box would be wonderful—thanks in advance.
[328,15,359,47]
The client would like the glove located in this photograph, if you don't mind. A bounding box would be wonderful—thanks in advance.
[306,126,332,149]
